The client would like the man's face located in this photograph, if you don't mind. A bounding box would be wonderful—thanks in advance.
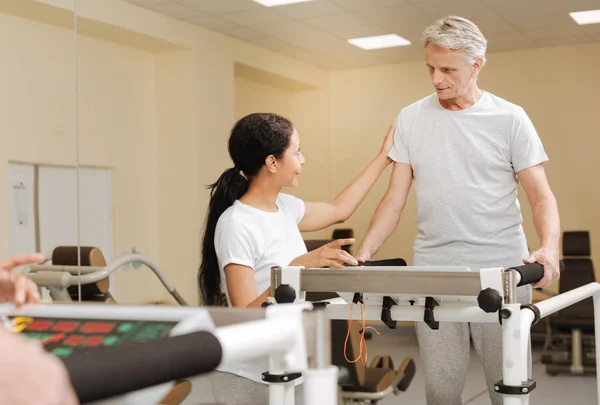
[425,44,481,100]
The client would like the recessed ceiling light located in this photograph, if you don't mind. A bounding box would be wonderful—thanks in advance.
[348,34,411,50]
[252,0,315,6]
[569,9,600,25]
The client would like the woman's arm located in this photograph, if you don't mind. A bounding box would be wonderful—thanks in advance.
[224,264,270,308]
[225,239,361,308]
[299,122,395,233]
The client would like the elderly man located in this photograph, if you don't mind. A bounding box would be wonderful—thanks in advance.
[356,15,560,405]
[0,254,78,405]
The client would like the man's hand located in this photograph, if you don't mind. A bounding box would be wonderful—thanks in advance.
[0,253,45,305]
[523,247,560,289]
[355,248,372,264]
[0,328,78,405]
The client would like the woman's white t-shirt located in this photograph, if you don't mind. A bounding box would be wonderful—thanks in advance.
[213,193,308,383]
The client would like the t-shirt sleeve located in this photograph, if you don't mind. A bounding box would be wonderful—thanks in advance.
[277,193,305,224]
[510,107,549,173]
[214,218,256,271]
[388,111,410,164]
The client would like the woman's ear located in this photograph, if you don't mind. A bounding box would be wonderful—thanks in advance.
[265,155,277,173]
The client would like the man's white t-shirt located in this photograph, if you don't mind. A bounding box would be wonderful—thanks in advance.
[213,193,308,383]
[389,91,549,271]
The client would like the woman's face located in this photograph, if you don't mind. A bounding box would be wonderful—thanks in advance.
[276,129,305,188]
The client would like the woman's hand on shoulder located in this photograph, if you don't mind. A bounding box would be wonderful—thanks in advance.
[379,121,396,160]
[290,239,358,269]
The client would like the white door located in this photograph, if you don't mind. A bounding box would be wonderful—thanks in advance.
[37,166,113,263]
[8,163,114,297]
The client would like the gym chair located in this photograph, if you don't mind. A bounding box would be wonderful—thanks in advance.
[334,320,416,404]
[51,246,115,303]
[50,246,191,405]
[541,231,596,375]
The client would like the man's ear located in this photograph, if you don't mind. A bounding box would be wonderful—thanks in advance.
[265,155,277,173]
[472,56,485,78]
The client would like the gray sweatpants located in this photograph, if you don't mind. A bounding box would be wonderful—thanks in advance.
[211,371,304,405]
[415,286,532,405]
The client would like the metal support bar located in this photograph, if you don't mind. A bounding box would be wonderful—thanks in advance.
[293,267,480,297]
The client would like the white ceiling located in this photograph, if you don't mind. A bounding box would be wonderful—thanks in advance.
[124,0,600,70]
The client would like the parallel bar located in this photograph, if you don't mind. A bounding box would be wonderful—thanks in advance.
[300,268,482,297]
[325,304,496,324]
[534,283,600,319]
[25,265,102,275]
[206,307,265,327]
[215,318,296,366]
[1,303,206,322]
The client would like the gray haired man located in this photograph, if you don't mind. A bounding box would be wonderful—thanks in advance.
[356,15,561,405]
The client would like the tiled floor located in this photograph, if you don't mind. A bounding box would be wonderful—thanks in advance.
[182,325,597,404]
[368,326,597,405]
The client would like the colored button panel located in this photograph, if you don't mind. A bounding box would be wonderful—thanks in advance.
[80,323,115,334]
[52,322,79,332]
[27,321,53,331]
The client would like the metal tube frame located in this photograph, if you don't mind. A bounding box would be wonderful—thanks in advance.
[18,254,188,305]
[270,265,600,405]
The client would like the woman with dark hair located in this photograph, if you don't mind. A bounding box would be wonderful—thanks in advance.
[199,112,394,403]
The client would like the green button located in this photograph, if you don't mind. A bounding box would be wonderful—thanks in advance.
[118,323,135,333]
[52,347,73,357]
[26,333,52,341]
[103,336,120,346]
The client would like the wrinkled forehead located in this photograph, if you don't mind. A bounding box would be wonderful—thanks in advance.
[425,44,468,67]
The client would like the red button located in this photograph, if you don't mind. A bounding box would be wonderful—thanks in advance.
[80,323,115,334]
[84,336,104,347]
[28,321,53,331]
[64,336,84,346]
[42,333,66,345]
[53,322,79,332]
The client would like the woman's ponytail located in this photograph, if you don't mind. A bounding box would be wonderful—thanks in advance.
[198,167,248,306]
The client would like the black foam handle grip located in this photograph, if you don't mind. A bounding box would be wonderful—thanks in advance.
[511,260,565,287]
[62,331,222,404]
[362,258,407,267]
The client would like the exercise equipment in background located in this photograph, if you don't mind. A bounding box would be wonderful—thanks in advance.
[16,247,187,306]
[542,231,596,375]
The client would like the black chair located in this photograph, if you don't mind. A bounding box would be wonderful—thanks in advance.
[541,231,596,375]
[335,320,416,404]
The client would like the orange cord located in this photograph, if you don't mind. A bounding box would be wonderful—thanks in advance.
[343,297,379,366]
